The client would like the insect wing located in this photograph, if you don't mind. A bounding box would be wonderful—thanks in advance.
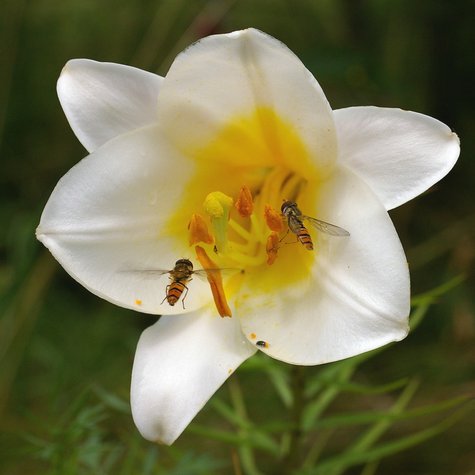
[120,268,172,278]
[302,215,350,236]
[192,268,238,280]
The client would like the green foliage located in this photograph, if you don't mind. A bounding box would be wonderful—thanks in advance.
[3,291,469,475]
[1,0,473,474]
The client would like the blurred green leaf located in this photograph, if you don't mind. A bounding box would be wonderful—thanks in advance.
[265,365,293,408]
[313,394,470,430]
[187,424,279,455]
[92,385,131,415]
[306,404,473,475]
[411,274,465,305]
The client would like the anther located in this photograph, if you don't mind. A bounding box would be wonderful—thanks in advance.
[235,185,254,217]
[188,213,214,246]
[264,205,284,232]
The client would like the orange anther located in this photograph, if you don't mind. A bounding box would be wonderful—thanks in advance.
[188,213,214,246]
[195,245,232,318]
[235,185,254,217]
[264,205,284,232]
[266,232,280,265]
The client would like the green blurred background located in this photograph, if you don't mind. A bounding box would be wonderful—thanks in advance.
[1,0,473,474]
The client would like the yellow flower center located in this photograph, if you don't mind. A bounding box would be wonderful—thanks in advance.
[165,106,326,314]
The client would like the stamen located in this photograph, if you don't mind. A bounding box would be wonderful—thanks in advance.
[264,205,284,232]
[250,213,266,242]
[266,232,280,265]
[195,245,232,318]
[188,213,214,246]
[235,185,254,217]
[226,247,267,267]
[228,219,253,241]
[203,192,233,252]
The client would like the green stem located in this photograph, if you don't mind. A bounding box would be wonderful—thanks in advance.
[280,365,306,472]
[0,251,57,413]
[228,377,262,475]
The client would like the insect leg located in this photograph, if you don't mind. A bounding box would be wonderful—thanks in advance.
[181,283,190,309]
[279,227,290,243]
[161,284,171,305]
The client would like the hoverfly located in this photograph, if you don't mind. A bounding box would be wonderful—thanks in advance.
[162,258,195,307]
[281,200,350,250]
[125,259,230,309]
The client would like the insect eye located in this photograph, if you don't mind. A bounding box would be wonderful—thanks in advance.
[176,258,193,268]
[281,201,289,212]
[281,200,294,212]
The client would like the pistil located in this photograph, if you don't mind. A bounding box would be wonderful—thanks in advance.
[203,191,234,252]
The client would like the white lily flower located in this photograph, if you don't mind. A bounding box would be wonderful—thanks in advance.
[36,29,459,445]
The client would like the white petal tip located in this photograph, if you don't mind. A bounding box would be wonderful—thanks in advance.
[449,131,461,149]
[398,323,410,341]
[57,59,79,83]
[35,226,45,242]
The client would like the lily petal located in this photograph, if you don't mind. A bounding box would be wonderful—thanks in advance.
[334,106,460,210]
[131,311,256,444]
[239,167,410,365]
[36,125,209,315]
[57,59,163,152]
[157,28,337,176]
